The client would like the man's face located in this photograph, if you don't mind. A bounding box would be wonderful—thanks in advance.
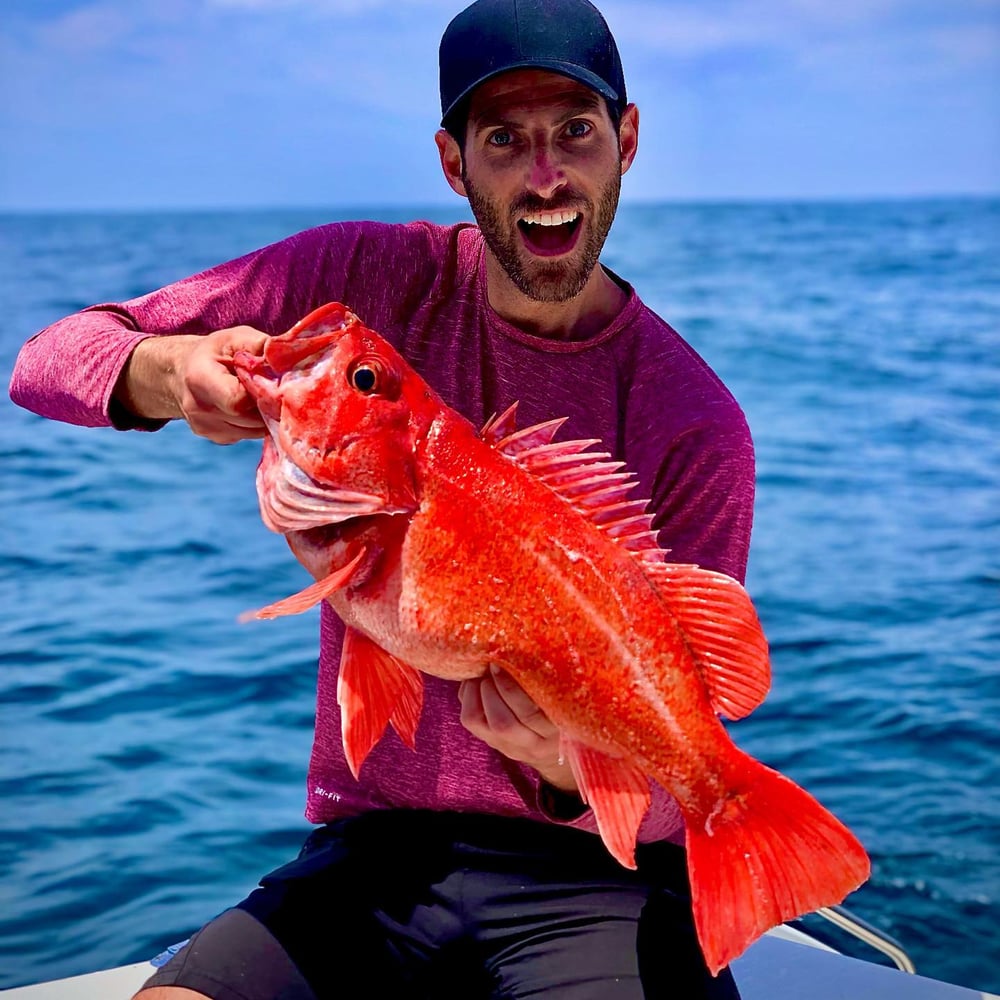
[459,70,625,303]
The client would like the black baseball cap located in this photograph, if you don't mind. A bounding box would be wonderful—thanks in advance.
[439,0,627,131]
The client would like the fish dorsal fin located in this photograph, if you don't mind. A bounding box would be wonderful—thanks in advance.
[482,403,665,564]
[481,401,567,454]
[482,406,769,720]
[480,403,519,445]
[642,562,771,720]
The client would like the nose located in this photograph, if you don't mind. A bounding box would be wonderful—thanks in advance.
[525,139,567,200]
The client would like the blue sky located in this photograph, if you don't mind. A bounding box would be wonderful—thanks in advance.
[1,0,997,209]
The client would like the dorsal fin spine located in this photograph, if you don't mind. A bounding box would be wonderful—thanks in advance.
[541,461,626,487]
[560,473,634,496]
[590,500,650,526]
[485,410,664,564]
[524,454,612,480]
[480,402,519,444]
[495,417,567,454]
[603,513,654,534]
[572,483,637,508]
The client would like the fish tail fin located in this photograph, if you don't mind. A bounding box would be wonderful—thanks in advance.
[685,751,870,975]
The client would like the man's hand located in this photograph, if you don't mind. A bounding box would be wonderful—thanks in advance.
[458,665,579,794]
[114,327,268,444]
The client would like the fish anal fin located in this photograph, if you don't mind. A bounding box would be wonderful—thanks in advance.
[562,738,651,870]
[686,752,871,974]
[239,548,367,622]
[337,627,424,779]
[643,562,770,720]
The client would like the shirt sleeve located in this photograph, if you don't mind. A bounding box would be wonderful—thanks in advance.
[7,224,358,429]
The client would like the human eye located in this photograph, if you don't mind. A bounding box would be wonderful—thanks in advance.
[565,119,593,139]
[486,128,513,147]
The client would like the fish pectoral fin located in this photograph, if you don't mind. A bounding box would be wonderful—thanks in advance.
[642,562,771,720]
[338,627,424,779]
[238,548,367,622]
[562,738,651,870]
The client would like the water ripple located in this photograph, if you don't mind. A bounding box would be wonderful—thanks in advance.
[2,199,997,991]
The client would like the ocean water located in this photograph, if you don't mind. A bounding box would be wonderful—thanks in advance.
[1,199,997,992]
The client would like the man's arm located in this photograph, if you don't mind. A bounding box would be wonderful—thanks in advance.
[9,226,333,433]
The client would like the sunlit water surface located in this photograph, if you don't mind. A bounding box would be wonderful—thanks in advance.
[1,199,997,991]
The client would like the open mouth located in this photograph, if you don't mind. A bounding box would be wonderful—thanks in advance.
[517,209,583,257]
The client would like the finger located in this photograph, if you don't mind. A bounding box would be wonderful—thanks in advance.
[477,671,524,736]
[460,675,531,749]
[224,408,267,428]
[187,373,262,422]
[191,423,268,446]
[216,325,270,356]
[224,425,267,440]
[458,678,489,734]
[488,666,559,738]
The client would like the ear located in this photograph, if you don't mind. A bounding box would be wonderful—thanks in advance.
[618,104,639,176]
[435,129,467,198]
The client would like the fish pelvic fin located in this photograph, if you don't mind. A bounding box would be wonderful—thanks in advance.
[238,548,367,622]
[685,751,871,975]
[562,738,652,870]
[642,562,771,720]
[337,627,424,779]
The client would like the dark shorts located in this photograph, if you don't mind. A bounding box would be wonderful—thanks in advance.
[142,810,740,999]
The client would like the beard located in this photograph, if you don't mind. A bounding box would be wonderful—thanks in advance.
[463,166,621,303]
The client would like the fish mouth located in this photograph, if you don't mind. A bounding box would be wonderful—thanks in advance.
[516,209,583,258]
[292,516,372,550]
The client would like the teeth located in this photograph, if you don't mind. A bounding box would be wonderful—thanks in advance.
[520,210,580,227]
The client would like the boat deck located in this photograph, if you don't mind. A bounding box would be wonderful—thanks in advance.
[3,927,995,999]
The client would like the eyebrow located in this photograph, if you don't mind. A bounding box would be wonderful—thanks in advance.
[470,93,605,132]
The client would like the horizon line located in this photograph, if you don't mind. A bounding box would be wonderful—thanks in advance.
[1,190,997,217]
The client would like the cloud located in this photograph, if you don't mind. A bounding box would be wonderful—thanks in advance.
[600,0,1000,109]
[604,0,999,64]
[34,4,132,53]
[0,0,996,207]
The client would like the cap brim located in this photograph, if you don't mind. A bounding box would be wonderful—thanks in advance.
[441,60,621,127]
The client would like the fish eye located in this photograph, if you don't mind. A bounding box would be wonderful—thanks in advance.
[347,355,398,398]
[351,365,378,393]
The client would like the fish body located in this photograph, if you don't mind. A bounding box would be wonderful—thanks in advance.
[234,302,870,974]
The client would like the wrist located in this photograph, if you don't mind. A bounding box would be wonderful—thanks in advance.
[114,335,196,421]
[534,758,578,794]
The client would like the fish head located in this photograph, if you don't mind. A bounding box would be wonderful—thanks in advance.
[233,302,435,536]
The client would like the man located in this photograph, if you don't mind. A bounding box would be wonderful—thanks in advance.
[10,1,754,996]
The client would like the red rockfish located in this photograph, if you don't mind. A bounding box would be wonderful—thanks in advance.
[233,302,870,974]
